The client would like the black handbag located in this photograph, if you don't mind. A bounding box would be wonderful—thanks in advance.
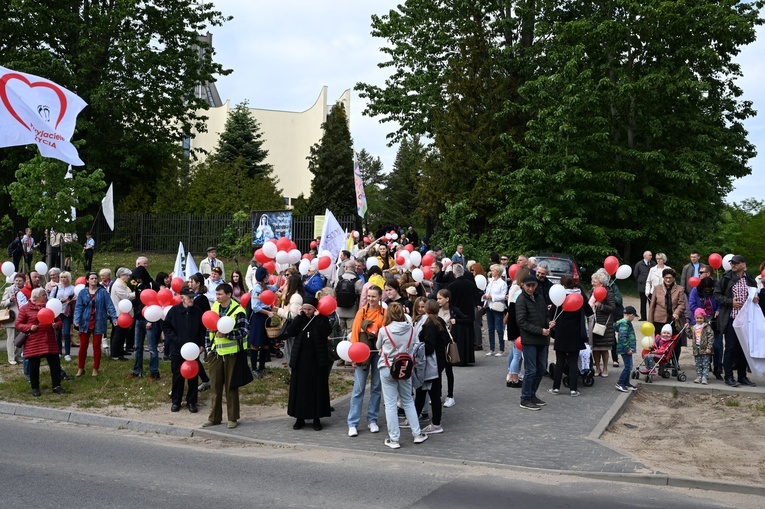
[14,331,28,348]
[276,313,294,340]
[229,337,254,390]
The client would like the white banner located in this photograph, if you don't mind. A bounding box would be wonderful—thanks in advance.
[102,183,115,231]
[185,252,199,280]
[173,242,186,281]
[318,209,345,283]
[0,65,87,166]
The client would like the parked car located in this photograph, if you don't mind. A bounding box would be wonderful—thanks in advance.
[533,253,584,285]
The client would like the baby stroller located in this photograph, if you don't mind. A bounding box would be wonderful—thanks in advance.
[549,344,596,388]
[632,325,687,383]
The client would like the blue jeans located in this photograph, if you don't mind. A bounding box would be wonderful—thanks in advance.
[618,353,633,388]
[486,309,505,352]
[380,370,421,441]
[508,341,523,374]
[521,344,548,401]
[133,318,159,375]
[347,353,381,428]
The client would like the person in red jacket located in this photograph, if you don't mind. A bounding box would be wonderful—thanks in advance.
[15,287,64,396]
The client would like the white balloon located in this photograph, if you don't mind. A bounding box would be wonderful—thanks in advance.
[262,242,277,259]
[163,305,173,319]
[35,261,48,275]
[1,261,14,277]
[366,257,379,270]
[298,259,310,276]
[118,299,133,314]
[391,233,398,240]
[722,253,734,271]
[404,259,412,270]
[615,264,633,280]
[337,340,352,363]
[310,257,320,270]
[442,258,452,268]
[144,304,163,323]
[288,249,302,264]
[641,336,654,350]
[381,301,388,309]
[217,315,234,334]
[320,250,333,259]
[46,298,63,317]
[549,284,566,307]
[320,266,333,276]
[73,283,85,297]
[275,250,290,265]
[474,274,487,291]
[411,268,424,283]
[409,251,422,267]
[398,249,410,260]
[352,231,359,238]
[180,342,200,361]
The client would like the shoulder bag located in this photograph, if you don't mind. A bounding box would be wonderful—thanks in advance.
[445,326,461,365]
[592,311,610,337]
[0,308,15,323]
[14,331,28,348]
[229,336,254,390]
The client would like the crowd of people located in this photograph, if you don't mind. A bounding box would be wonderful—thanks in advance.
[3,229,765,445]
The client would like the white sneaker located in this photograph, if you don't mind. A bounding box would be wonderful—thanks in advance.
[547,388,559,395]
[64,355,72,362]
[443,397,456,408]
[495,352,504,357]
[384,438,400,449]
[570,390,581,397]
[368,422,380,433]
[348,426,358,437]
[413,433,429,444]
[485,351,494,357]
[422,424,443,434]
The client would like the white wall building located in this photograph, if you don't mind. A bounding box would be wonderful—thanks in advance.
[189,86,351,206]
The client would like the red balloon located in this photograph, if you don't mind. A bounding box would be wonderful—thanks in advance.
[254,249,270,264]
[310,241,318,250]
[239,292,251,309]
[396,255,406,266]
[260,290,277,307]
[171,277,183,294]
[363,237,371,244]
[140,289,158,306]
[562,293,584,312]
[37,307,55,325]
[348,342,371,363]
[641,349,650,359]
[302,253,313,260]
[172,295,182,306]
[317,296,338,316]
[422,254,435,267]
[603,256,619,276]
[117,313,133,328]
[708,253,722,270]
[508,263,519,281]
[157,288,174,306]
[317,256,331,270]
[263,261,276,274]
[404,244,414,252]
[202,310,219,331]
[180,360,199,379]
[761,268,765,280]
[514,336,522,350]
[422,266,433,280]
[593,286,607,301]
[276,237,291,252]
[268,275,278,285]
[688,276,701,288]
[289,241,297,251]
[75,276,87,286]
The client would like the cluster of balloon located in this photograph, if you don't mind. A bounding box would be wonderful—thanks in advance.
[179,342,201,379]
[707,252,737,271]
[201,310,234,334]
[603,256,633,280]
[336,339,371,363]
[138,289,178,322]
[385,230,399,241]
[254,237,302,275]
[117,299,134,328]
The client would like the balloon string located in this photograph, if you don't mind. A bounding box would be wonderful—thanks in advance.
[552,306,563,321]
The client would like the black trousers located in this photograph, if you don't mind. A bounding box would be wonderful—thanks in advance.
[84,250,94,271]
[415,370,443,426]
[171,354,199,405]
[111,323,132,358]
[638,292,649,319]
[552,350,580,392]
[723,322,748,381]
[28,354,62,390]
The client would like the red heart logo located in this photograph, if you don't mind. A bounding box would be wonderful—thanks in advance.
[0,72,68,130]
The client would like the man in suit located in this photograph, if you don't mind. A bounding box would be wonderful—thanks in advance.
[679,251,701,296]
[633,251,655,321]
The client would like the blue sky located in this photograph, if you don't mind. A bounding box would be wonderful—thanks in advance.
[208,2,765,204]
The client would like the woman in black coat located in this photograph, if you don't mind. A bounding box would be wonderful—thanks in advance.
[285,295,332,431]
[414,300,451,433]
[549,276,593,396]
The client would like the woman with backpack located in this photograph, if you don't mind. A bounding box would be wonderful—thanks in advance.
[413,299,450,434]
[377,302,429,449]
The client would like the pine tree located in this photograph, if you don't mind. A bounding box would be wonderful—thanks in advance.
[213,101,273,179]
[306,103,356,216]
[383,137,427,227]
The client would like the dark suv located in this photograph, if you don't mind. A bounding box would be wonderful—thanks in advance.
[533,253,583,285]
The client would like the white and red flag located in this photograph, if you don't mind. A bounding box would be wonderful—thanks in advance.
[0,65,87,166]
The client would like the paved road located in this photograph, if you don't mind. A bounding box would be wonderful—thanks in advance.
[1,415,753,509]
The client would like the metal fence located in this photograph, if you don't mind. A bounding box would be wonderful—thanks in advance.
[91,213,359,254]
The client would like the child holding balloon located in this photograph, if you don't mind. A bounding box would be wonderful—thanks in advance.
[614,306,638,392]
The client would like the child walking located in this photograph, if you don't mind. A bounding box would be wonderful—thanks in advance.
[614,305,638,392]
[687,308,714,384]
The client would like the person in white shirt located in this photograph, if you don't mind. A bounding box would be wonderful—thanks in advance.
[482,264,508,357]
[205,267,224,304]
[199,247,225,280]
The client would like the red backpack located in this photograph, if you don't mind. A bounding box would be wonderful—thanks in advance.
[382,326,416,380]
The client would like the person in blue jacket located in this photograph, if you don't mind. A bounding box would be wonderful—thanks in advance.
[73,272,118,377]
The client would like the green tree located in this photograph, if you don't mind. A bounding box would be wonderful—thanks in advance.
[212,101,273,179]
[186,158,283,214]
[306,103,356,216]
[0,0,231,215]
[382,137,427,227]
[7,154,106,233]
[355,149,387,229]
